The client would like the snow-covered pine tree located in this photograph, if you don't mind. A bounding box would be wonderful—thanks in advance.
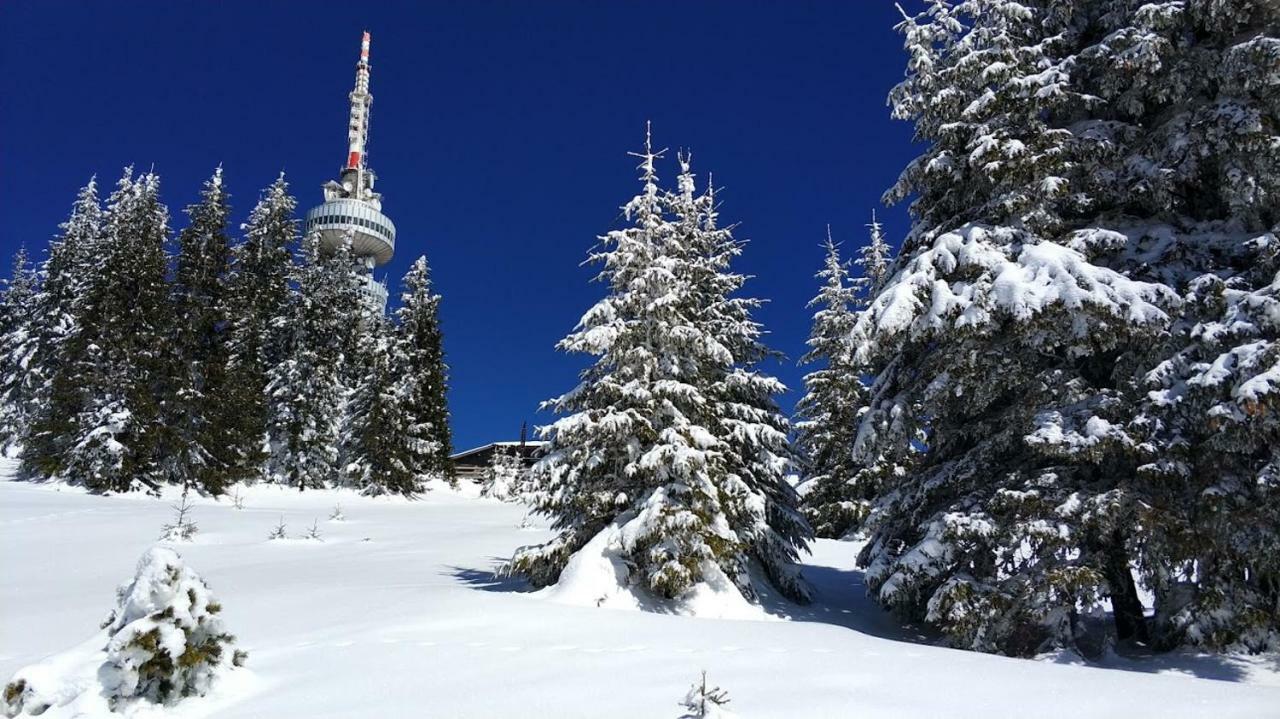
[0,247,39,452]
[395,255,454,483]
[264,233,358,490]
[851,1,1192,655]
[1077,0,1280,652]
[344,313,418,495]
[160,168,235,494]
[480,444,526,501]
[223,176,296,479]
[20,179,104,479]
[670,156,811,601]
[797,212,896,539]
[795,231,868,539]
[512,130,809,603]
[63,169,174,492]
[859,210,892,294]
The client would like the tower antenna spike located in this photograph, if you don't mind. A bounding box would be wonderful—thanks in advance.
[306,29,397,314]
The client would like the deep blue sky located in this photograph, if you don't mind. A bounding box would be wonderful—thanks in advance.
[0,1,917,452]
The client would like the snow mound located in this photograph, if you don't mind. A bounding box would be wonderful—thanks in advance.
[536,521,773,621]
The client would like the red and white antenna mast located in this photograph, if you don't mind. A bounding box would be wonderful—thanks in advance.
[307,29,396,313]
[344,31,373,184]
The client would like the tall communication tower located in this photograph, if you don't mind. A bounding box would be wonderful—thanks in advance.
[304,31,396,311]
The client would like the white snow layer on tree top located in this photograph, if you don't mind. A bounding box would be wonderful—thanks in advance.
[855,225,1174,359]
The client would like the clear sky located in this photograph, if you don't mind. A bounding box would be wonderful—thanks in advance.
[0,1,918,452]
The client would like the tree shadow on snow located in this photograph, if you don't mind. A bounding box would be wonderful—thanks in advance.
[1052,640,1273,684]
[756,561,938,645]
[772,561,1271,685]
[446,561,534,594]
[449,555,1273,685]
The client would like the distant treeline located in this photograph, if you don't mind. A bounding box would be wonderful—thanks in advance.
[0,168,453,496]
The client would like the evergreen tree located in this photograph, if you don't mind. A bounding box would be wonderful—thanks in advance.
[160,168,235,493]
[224,176,296,479]
[1088,0,1280,652]
[512,130,809,603]
[795,232,869,538]
[21,179,104,479]
[344,314,419,495]
[671,156,811,600]
[0,247,39,451]
[395,256,454,482]
[480,444,526,501]
[853,0,1168,654]
[264,234,358,490]
[797,213,896,539]
[63,169,173,492]
[855,0,1279,656]
[859,210,892,294]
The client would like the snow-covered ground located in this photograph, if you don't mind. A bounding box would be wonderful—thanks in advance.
[2,461,1277,718]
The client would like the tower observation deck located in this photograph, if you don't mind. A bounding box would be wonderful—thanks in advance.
[304,31,396,311]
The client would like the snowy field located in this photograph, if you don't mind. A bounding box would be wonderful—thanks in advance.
[2,461,1277,718]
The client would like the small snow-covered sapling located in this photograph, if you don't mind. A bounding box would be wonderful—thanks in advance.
[328,503,345,522]
[678,671,731,719]
[159,487,198,542]
[267,516,287,540]
[231,488,245,510]
[99,548,245,708]
[305,518,323,541]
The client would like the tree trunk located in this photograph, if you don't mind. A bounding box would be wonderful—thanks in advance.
[1102,531,1149,644]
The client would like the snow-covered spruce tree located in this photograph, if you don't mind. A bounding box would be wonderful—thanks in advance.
[344,314,419,495]
[395,255,454,483]
[158,168,235,494]
[264,233,359,490]
[0,247,39,452]
[851,2,1199,655]
[63,169,174,493]
[480,444,526,501]
[794,232,870,539]
[511,130,809,603]
[20,179,104,480]
[670,156,811,600]
[859,210,892,295]
[99,547,245,709]
[223,176,296,480]
[1072,0,1280,652]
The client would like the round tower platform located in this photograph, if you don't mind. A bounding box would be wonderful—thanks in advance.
[304,198,396,266]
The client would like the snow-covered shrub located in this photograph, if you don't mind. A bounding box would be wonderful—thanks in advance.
[2,679,32,717]
[678,671,734,719]
[304,519,323,541]
[328,503,345,521]
[98,547,245,708]
[4,548,247,715]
